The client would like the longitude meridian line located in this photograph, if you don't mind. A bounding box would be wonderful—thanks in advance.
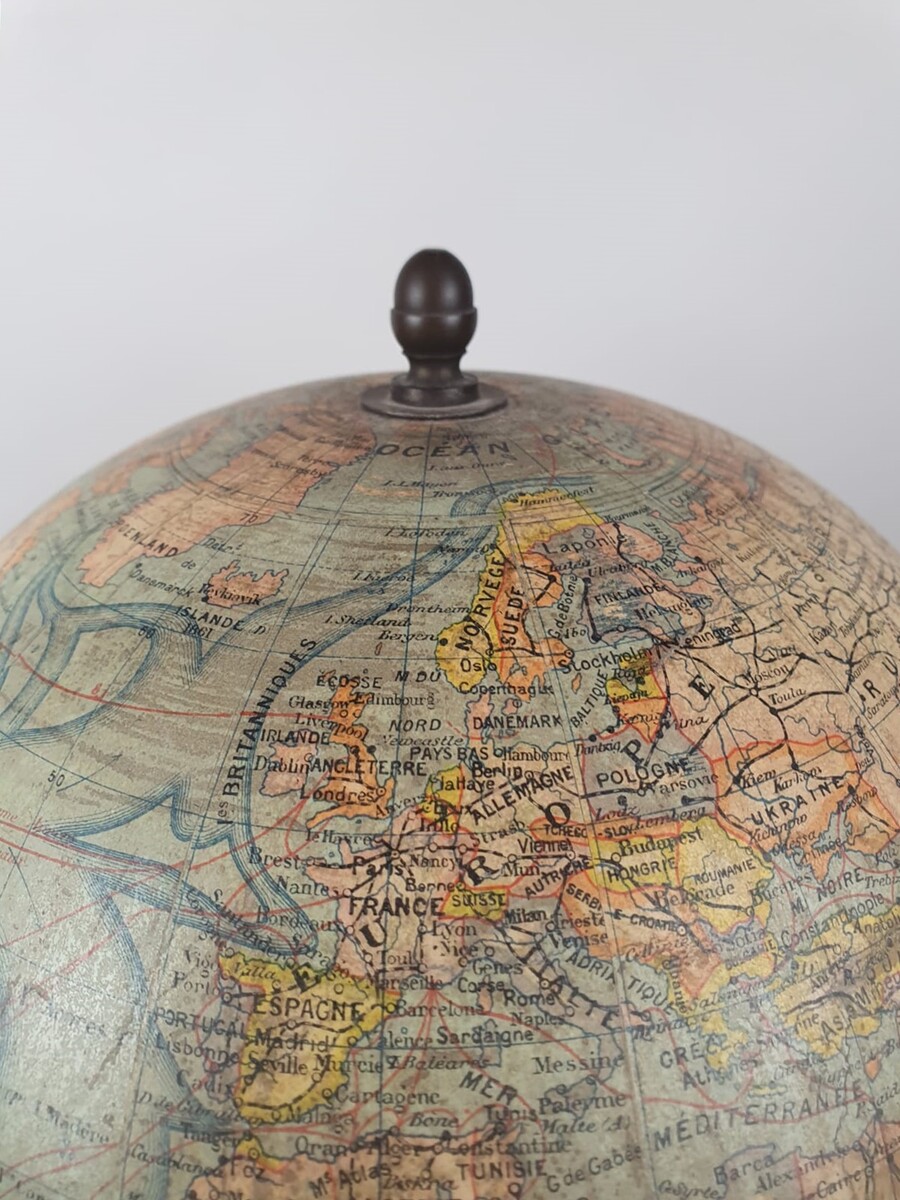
[548,421,900,867]
[0,573,67,694]
[0,578,119,903]
[58,399,351,632]
[84,418,358,623]
[374,421,432,1200]
[0,422,633,945]
[0,658,148,912]
[50,497,472,659]
[107,529,355,1191]
[509,429,871,799]
[520,436,782,1137]
[45,451,501,665]
[0,1154,89,1200]
[697,694,886,1136]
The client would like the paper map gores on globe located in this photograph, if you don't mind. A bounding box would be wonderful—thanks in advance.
[1,371,900,1198]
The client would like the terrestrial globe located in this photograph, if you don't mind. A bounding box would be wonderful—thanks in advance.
[1,251,899,1200]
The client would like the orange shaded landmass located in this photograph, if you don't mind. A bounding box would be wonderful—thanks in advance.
[550,806,775,1035]
[0,487,80,579]
[79,416,373,587]
[714,737,897,880]
[562,865,725,1001]
[259,739,316,798]
[203,559,287,608]
[417,764,464,833]
[557,812,723,994]
[306,676,393,829]
[258,676,392,828]
[605,647,667,742]
[490,551,571,694]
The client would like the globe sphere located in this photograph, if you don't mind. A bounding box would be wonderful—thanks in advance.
[0,369,899,1199]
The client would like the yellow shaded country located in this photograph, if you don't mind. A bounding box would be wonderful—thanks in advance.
[418,766,464,832]
[677,817,772,934]
[605,648,667,741]
[219,952,398,1124]
[772,905,900,1057]
[494,489,605,562]
[588,816,770,935]
[233,1136,283,1173]
[604,649,663,704]
[440,882,507,921]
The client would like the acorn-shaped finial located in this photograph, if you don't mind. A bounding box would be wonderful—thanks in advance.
[362,249,507,419]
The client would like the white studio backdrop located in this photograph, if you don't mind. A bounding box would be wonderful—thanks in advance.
[1,0,898,544]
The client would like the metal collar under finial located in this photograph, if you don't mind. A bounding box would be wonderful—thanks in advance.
[361,249,508,419]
